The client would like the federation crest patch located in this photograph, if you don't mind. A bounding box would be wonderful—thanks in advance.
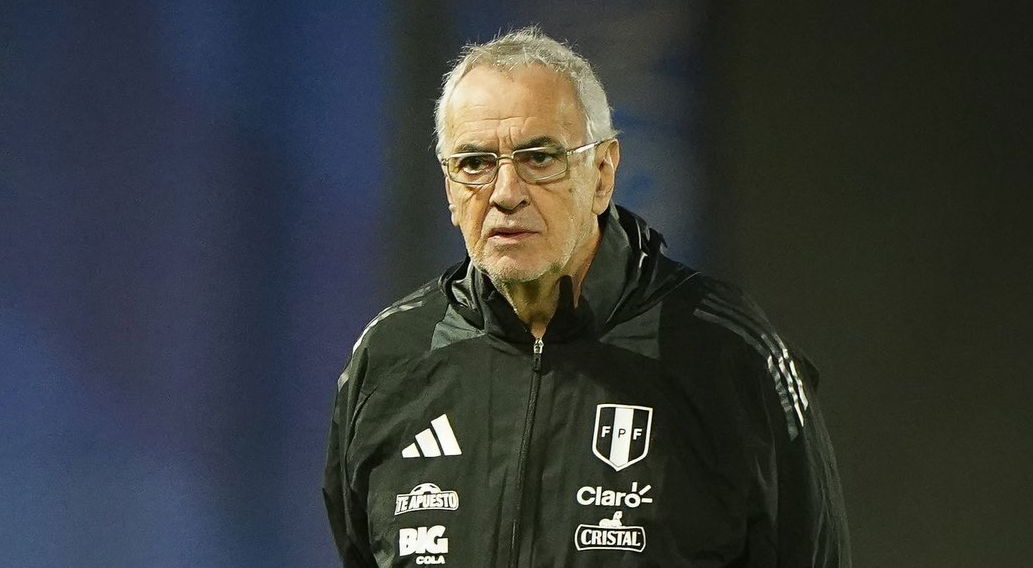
[592,404,653,471]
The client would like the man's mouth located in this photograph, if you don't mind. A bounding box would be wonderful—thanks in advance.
[487,227,537,242]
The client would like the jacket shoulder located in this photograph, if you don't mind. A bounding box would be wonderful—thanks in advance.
[356,278,449,355]
[663,273,779,342]
[337,278,448,391]
[666,273,815,440]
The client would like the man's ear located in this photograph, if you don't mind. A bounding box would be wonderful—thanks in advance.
[592,139,621,215]
[444,174,460,227]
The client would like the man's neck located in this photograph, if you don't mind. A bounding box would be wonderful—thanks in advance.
[496,277,563,339]
[494,227,601,339]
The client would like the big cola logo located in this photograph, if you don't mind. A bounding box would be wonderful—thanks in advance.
[399,525,448,565]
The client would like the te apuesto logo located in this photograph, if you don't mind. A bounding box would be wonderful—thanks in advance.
[395,483,459,515]
[399,525,449,564]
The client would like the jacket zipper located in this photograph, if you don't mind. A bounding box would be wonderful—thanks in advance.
[509,336,544,568]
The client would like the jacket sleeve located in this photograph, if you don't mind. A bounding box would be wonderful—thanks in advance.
[767,353,852,567]
[323,347,377,568]
[692,278,851,565]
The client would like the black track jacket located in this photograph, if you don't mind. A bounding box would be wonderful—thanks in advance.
[324,205,850,567]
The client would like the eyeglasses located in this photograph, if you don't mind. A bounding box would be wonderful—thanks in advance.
[440,139,613,187]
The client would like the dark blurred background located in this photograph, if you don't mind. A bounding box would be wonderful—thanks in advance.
[2,2,1029,567]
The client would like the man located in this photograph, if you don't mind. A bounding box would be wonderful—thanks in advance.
[324,27,850,567]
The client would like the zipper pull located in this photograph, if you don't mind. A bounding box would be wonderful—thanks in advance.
[532,337,544,372]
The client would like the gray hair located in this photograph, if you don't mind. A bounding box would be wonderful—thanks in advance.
[434,26,617,155]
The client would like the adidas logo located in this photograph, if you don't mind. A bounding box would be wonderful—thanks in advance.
[402,414,462,458]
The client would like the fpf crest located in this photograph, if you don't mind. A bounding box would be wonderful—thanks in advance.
[592,404,653,471]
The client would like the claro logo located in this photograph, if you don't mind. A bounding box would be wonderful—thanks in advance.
[577,481,653,508]
[399,525,449,565]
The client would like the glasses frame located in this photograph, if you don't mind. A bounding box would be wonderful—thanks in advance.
[439,138,614,187]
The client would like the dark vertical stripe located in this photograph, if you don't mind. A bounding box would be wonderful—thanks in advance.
[384,1,464,300]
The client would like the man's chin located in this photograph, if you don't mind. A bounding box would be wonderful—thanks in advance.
[474,257,550,286]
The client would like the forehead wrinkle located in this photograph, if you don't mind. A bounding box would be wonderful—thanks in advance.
[452,116,552,150]
[443,66,586,152]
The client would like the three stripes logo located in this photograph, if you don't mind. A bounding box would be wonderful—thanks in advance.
[402,414,462,458]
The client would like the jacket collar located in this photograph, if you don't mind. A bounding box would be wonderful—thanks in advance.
[442,203,694,344]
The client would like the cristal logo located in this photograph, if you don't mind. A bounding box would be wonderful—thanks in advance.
[574,511,646,553]
[399,525,448,565]
[577,481,653,508]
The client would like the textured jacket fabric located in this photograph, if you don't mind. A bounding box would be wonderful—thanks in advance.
[324,205,851,567]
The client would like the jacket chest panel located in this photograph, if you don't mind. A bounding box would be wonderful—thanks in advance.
[357,341,749,565]
[523,350,748,564]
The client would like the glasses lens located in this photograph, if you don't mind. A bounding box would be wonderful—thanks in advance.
[514,148,566,182]
[445,148,572,185]
[448,153,497,185]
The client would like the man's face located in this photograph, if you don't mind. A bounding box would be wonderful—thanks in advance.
[441,65,617,285]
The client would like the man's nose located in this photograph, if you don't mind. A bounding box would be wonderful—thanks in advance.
[489,158,529,211]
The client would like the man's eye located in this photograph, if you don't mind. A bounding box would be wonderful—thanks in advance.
[523,151,557,168]
[458,155,495,173]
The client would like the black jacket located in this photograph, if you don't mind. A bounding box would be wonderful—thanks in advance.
[324,205,850,567]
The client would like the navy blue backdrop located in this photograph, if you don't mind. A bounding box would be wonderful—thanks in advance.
[1,3,705,566]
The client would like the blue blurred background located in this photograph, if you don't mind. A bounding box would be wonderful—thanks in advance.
[2,2,1030,567]
[2,2,705,566]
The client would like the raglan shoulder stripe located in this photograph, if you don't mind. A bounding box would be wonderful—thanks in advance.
[693,290,810,439]
[700,293,810,412]
[337,282,438,391]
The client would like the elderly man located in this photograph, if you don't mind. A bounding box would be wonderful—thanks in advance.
[324,28,850,567]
